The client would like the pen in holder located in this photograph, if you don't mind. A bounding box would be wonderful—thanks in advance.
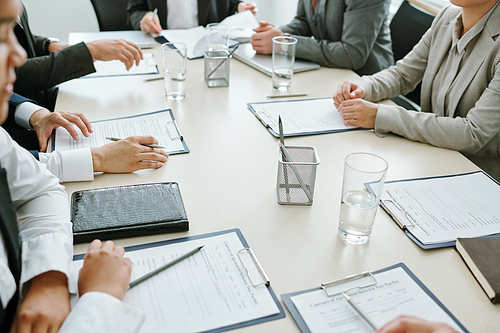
[277,144,320,205]
[204,50,230,87]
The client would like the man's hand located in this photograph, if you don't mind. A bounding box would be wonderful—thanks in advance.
[238,2,258,15]
[78,240,132,301]
[29,109,93,152]
[10,271,70,333]
[90,135,169,173]
[250,21,284,54]
[377,315,459,333]
[333,80,366,108]
[140,11,163,34]
[86,39,143,70]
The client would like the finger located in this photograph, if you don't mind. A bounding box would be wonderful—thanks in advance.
[116,50,134,70]
[351,87,364,99]
[137,160,164,170]
[102,240,115,252]
[139,152,169,162]
[62,113,90,137]
[135,135,158,145]
[342,81,353,101]
[39,138,48,153]
[124,40,143,64]
[74,112,93,134]
[88,239,103,251]
[58,118,81,141]
[114,245,126,257]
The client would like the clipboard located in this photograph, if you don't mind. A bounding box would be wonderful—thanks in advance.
[84,53,159,78]
[247,98,360,138]
[377,171,500,249]
[52,109,189,156]
[282,263,468,333]
[73,228,285,332]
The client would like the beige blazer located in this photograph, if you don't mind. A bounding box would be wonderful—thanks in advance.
[356,4,500,180]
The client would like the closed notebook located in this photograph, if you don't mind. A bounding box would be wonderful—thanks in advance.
[456,237,500,303]
[71,182,188,244]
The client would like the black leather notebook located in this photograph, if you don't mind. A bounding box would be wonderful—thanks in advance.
[71,182,189,244]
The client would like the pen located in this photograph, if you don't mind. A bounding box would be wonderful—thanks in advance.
[152,8,158,22]
[207,44,240,78]
[144,76,163,82]
[342,293,378,330]
[129,245,204,289]
[105,136,165,149]
[267,93,308,99]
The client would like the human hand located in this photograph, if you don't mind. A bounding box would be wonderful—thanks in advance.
[238,2,258,15]
[78,240,132,301]
[140,11,163,34]
[250,22,283,54]
[48,42,69,53]
[10,271,70,333]
[86,39,143,70]
[377,315,460,333]
[333,80,366,108]
[337,98,379,128]
[29,109,93,152]
[90,135,169,173]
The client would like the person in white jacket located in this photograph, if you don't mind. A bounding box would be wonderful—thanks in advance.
[0,0,145,331]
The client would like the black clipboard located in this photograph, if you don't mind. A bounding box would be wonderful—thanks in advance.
[52,109,189,155]
[378,171,500,249]
[281,263,468,333]
[73,228,285,332]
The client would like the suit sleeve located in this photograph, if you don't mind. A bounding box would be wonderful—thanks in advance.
[127,0,150,30]
[280,0,312,37]
[14,42,96,96]
[282,0,389,70]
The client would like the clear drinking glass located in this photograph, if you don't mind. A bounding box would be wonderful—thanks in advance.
[272,36,297,91]
[161,42,187,100]
[206,23,229,51]
[338,153,388,245]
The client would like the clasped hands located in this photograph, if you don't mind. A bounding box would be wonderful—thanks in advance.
[333,80,379,129]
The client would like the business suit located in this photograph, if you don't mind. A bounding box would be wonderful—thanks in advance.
[14,4,95,110]
[280,0,393,75]
[127,0,241,30]
[356,5,500,180]
[3,93,39,150]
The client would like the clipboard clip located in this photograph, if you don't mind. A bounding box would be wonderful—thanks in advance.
[382,199,416,229]
[321,271,377,297]
[237,248,270,287]
[255,110,276,129]
[146,55,157,67]
[166,120,183,140]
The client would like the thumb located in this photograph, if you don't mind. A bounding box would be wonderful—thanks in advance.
[38,133,48,153]
[350,87,364,99]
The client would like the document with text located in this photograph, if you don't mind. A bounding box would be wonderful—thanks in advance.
[248,98,358,137]
[71,231,281,332]
[85,53,158,78]
[283,265,466,333]
[53,109,187,155]
[379,172,500,245]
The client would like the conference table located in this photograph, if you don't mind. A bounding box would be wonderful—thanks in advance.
[54,40,498,332]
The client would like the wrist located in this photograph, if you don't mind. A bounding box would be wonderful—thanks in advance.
[29,108,50,129]
[43,37,61,54]
[90,147,104,172]
[30,271,68,293]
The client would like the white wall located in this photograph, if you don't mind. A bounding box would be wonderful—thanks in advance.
[22,0,299,43]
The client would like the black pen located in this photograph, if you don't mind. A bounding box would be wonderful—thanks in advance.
[106,136,165,149]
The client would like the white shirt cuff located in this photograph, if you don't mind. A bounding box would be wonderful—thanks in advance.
[14,102,44,129]
[39,149,94,182]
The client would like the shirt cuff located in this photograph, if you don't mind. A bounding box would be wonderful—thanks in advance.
[39,148,94,182]
[14,102,44,129]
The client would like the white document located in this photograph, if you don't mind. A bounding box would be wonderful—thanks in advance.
[71,232,280,332]
[290,267,464,333]
[380,172,500,244]
[220,11,259,42]
[53,110,185,154]
[250,98,357,135]
[85,53,158,78]
[69,31,156,48]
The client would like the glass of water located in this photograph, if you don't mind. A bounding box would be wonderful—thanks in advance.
[338,153,388,245]
[272,36,297,91]
[161,42,187,100]
[206,23,229,51]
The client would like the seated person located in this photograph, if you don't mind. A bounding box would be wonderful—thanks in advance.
[250,0,394,75]
[377,315,459,333]
[7,93,168,182]
[15,2,144,110]
[333,0,500,180]
[127,0,257,34]
[0,1,144,330]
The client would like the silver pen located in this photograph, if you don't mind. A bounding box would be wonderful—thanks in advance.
[105,136,165,149]
[342,292,378,330]
[144,76,163,82]
[152,8,158,22]
[267,93,308,99]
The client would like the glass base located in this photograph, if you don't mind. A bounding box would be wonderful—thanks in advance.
[166,93,185,101]
[338,227,370,245]
[273,84,291,92]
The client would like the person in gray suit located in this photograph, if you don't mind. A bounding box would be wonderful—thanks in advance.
[334,0,500,180]
[250,0,393,75]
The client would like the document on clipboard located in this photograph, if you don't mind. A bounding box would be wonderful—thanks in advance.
[282,263,468,333]
[374,171,500,249]
[52,109,189,155]
[247,98,359,138]
[85,53,158,78]
[71,229,285,332]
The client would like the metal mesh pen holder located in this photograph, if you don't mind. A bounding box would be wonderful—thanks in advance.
[277,145,320,205]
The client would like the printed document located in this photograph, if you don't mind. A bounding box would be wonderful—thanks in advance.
[290,267,464,332]
[380,172,500,244]
[250,98,357,135]
[53,110,185,154]
[71,232,280,332]
[85,53,158,78]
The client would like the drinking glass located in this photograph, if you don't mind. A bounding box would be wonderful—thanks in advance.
[272,36,297,91]
[161,42,187,100]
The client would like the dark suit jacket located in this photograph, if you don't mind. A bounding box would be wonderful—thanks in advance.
[14,4,96,109]
[127,0,241,30]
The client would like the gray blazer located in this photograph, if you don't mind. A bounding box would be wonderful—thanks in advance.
[280,0,393,75]
[357,5,500,180]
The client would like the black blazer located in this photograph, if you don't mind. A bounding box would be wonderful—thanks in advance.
[127,0,241,30]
